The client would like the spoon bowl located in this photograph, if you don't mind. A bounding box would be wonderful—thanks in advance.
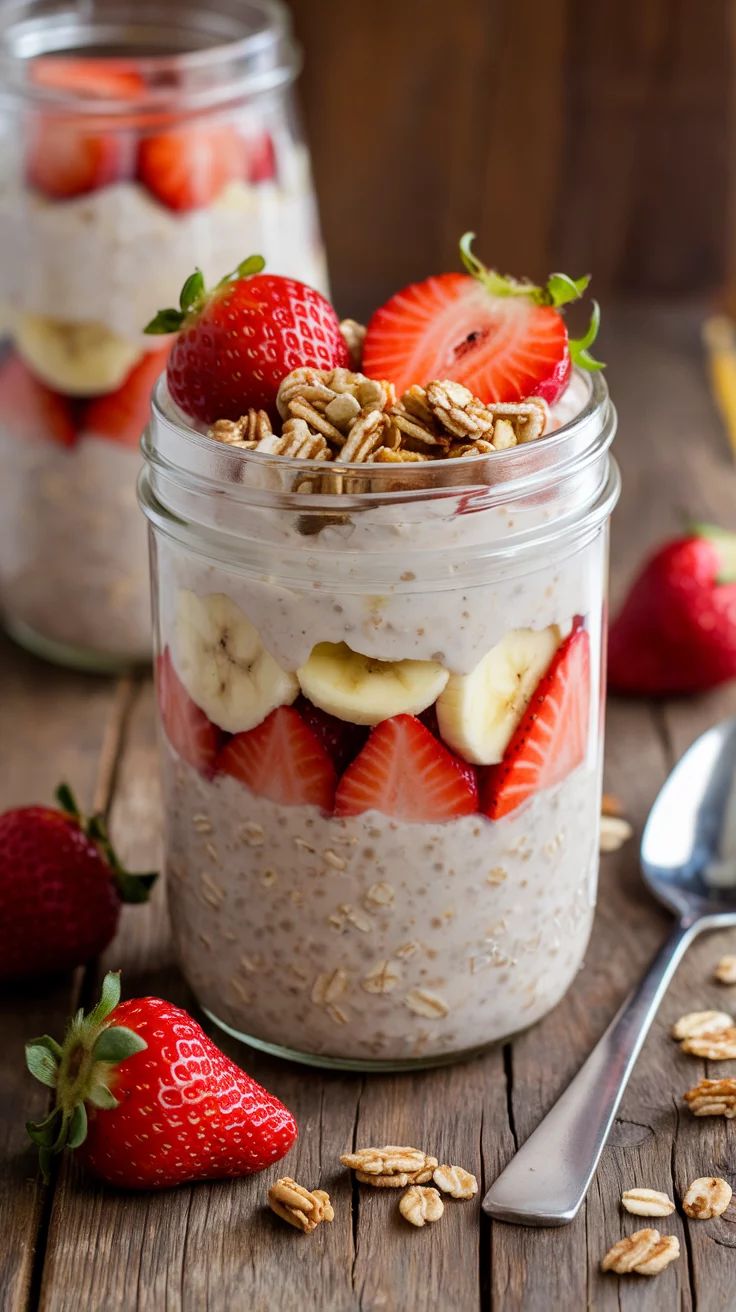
[483,717,736,1227]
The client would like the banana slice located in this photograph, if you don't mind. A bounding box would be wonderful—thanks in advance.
[436,625,565,765]
[14,312,142,396]
[176,589,299,734]
[297,642,449,726]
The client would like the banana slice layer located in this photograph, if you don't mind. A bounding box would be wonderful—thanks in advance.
[297,641,449,726]
[436,625,566,765]
[15,312,142,396]
[176,589,299,734]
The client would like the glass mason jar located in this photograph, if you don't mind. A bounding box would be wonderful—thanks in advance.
[0,0,326,671]
[140,369,619,1071]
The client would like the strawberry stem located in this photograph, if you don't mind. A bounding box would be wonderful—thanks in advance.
[145,254,267,334]
[690,522,736,584]
[25,971,147,1181]
[54,784,158,904]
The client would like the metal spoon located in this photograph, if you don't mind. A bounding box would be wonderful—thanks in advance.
[483,717,736,1227]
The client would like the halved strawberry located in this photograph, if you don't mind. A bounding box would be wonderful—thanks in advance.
[334,714,478,822]
[479,626,591,820]
[30,57,145,100]
[218,706,337,810]
[362,234,602,406]
[83,346,170,446]
[0,354,77,446]
[26,117,130,200]
[137,125,244,212]
[295,697,369,776]
[156,647,221,778]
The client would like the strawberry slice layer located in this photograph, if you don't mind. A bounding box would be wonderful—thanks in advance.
[0,354,77,446]
[138,125,244,212]
[156,647,221,779]
[218,706,337,810]
[480,627,591,820]
[334,714,478,823]
[84,346,170,446]
[362,272,571,405]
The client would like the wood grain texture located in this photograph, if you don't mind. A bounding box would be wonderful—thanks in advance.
[6,303,736,1309]
[286,0,731,316]
[0,639,122,1312]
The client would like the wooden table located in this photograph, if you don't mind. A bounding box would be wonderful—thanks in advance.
[2,305,736,1312]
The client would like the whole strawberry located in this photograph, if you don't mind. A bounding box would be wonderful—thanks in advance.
[145,256,350,423]
[0,785,156,982]
[609,525,736,695]
[25,972,298,1188]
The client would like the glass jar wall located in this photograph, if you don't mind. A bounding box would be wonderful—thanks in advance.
[140,370,619,1071]
[0,0,326,670]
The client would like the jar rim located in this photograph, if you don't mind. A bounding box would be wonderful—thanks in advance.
[0,0,299,112]
[144,368,615,511]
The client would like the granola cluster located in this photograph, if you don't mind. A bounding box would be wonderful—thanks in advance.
[339,1144,478,1229]
[208,366,549,465]
[268,1177,334,1234]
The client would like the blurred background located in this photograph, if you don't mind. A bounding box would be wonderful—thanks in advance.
[287,0,732,318]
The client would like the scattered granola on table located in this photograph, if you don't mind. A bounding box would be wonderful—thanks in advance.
[399,1185,445,1227]
[671,1010,734,1040]
[714,954,736,985]
[268,1177,334,1234]
[432,1164,478,1199]
[684,1078,736,1117]
[340,1145,437,1187]
[599,814,633,853]
[681,1027,736,1059]
[601,1229,680,1276]
[682,1176,732,1219]
[621,1188,675,1218]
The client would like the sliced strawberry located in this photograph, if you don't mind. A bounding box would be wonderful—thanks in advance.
[243,131,276,183]
[334,714,478,822]
[137,125,244,212]
[363,272,570,405]
[26,116,131,199]
[479,627,591,820]
[156,647,221,778]
[30,57,145,100]
[295,697,369,776]
[0,354,77,446]
[84,346,170,446]
[218,706,337,810]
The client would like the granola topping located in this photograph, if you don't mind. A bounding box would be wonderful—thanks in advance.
[399,1185,444,1227]
[601,1229,680,1276]
[268,1177,335,1233]
[684,1078,736,1117]
[621,1188,675,1218]
[682,1176,732,1219]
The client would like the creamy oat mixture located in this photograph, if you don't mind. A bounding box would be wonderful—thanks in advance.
[165,749,598,1061]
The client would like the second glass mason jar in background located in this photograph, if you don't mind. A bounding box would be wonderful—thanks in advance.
[140,369,619,1071]
[0,0,326,670]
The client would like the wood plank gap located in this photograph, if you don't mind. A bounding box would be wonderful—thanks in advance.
[478,1106,490,1312]
[502,1045,518,1151]
[651,699,676,774]
[349,1075,365,1297]
[91,675,138,817]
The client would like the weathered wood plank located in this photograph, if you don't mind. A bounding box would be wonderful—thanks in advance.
[0,638,123,1312]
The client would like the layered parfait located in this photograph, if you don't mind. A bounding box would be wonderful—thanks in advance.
[0,52,326,665]
[142,237,614,1066]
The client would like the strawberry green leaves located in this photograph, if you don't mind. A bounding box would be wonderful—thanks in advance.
[54,785,157,905]
[25,971,148,1181]
[690,523,736,585]
[458,232,605,371]
[144,255,267,334]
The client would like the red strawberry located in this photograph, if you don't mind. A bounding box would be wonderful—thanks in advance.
[0,786,155,983]
[295,696,370,775]
[156,647,222,778]
[0,354,77,446]
[334,714,478,822]
[30,57,145,100]
[25,972,297,1188]
[244,131,276,183]
[145,257,350,423]
[362,233,602,405]
[480,627,590,820]
[218,706,337,810]
[84,346,170,446]
[608,527,736,695]
[137,125,244,212]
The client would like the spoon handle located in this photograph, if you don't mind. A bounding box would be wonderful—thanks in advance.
[482,919,699,1226]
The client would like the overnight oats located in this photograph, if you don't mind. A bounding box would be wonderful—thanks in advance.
[0,0,326,669]
[139,236,619,1069]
